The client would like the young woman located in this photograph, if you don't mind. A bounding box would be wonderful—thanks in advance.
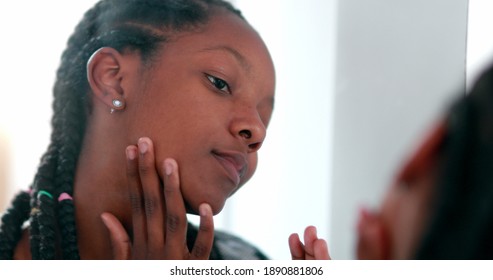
[0,0,280,260]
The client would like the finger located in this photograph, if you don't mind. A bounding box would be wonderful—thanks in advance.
[313,239,331,260]
[288,233,305,260]
[191,203,214,259]
[303,226,318,258]
[356,209,388,260]
[138,137,165,256]
[162,158,188,258]
[101,212,131,260]
[126,145,147,258]
[357,222,382,259]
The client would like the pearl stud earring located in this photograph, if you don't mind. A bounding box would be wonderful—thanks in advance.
[113,99,123,108]
[110,99,123,114]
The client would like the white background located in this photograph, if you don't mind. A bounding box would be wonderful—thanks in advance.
[1,0,493,260]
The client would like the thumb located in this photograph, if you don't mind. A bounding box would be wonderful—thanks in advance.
[101,212,132,259]
[356,209,389,260]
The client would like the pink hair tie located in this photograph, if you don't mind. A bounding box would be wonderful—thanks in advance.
[58,192,73,202]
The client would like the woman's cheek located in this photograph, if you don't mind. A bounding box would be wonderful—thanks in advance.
[241,154,258,186]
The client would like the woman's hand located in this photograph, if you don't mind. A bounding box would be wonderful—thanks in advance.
[289,226,330,260]
[100,137,215,259]
[356,207,388,260]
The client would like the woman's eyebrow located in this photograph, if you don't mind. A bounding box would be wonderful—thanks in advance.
[199,45,251,72]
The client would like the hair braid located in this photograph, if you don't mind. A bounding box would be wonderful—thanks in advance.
[54,92,87,260]
[57,200,78,259]
[29,196,41,260]
[36,194,57,260]
[0,191,30,259]
[28,144,59,259]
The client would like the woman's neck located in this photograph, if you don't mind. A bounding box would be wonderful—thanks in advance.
[72,115,132,259]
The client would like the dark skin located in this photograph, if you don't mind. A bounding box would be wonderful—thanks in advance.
[14,9,276,259]
[101,141,214,259]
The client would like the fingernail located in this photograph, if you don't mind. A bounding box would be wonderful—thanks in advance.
[126,147,136,160]
[165,159,173,176]
[199,203,210,217]
[139,138,148,154]
[100,213,109,227]
[307,225,317,235]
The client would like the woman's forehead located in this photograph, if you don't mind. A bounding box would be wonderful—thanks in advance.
[156,12,275,90]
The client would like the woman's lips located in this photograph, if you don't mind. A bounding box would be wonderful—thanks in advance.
[212,151,247,186]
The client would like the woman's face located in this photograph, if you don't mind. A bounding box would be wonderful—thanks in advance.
[124,11,275,215]
[356,122,444,259]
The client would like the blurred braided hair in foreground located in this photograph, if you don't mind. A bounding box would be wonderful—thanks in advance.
[0,0,243,260]
[415,63,493,259]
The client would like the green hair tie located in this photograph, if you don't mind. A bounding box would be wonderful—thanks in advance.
[37,190,54,200]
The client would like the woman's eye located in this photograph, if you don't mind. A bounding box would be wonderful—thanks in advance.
[206,74,231,93]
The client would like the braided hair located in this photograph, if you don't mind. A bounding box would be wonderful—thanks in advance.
[415,64,493,259]
[0,0,243,260]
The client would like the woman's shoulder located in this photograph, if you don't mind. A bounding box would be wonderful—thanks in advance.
[187,223,268,260]
[212,229,269,260]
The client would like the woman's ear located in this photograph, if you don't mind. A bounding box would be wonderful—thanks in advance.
[87,47,126,112]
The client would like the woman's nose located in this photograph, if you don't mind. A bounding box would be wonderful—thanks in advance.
[230,110,266,153]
